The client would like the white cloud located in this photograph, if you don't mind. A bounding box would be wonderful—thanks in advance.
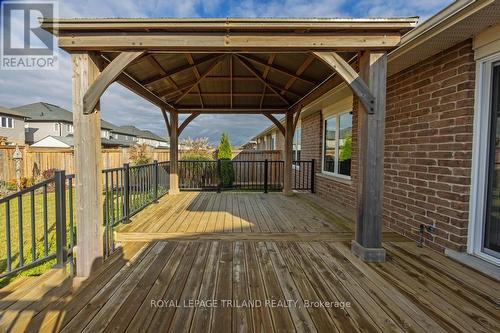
[0,0,453,146]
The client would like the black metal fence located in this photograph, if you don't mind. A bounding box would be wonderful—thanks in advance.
[1,161,169,280]
[0,170,74,279]
[1,159,313,280]
[103,161,169,256]
[178,159,315,193]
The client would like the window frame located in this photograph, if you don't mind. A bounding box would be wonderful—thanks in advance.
[469,51,500,266]
[0,116,14,129]
[321,111,352,180]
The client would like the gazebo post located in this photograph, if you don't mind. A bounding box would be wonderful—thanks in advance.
[169,111,180,194]
[72,52,104,277]
[352,51,388,262]
[283,111,294,196]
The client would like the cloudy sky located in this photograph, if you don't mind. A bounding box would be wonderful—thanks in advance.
[0,0,452,146]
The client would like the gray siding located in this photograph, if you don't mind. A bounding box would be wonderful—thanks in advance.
[0,115,25,145]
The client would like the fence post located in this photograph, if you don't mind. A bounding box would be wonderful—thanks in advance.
[153,160,159,202]
[123,163,131,222]
[54,170,67,268]
[264,159,269,193]
[310,159,315,193]
[217,159,222,193]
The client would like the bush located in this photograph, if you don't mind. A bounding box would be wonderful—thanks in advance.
[129,144,153,165]
[181,151,213,161]
[217,133,234,187]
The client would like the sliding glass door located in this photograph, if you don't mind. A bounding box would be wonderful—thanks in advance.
[485,62,500,258]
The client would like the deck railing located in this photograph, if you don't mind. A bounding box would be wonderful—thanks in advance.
[1,159,313,280]
[102,161,169,256]
[179,159,315,193]
[1,161,169,280]
[0,170,75,279]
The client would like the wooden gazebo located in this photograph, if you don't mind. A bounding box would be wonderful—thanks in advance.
[42,17,417,277]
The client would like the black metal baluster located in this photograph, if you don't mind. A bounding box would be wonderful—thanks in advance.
[5,201,12,272]
[30,190,36,262]
[18,195,24,268]
[43,184,48,256]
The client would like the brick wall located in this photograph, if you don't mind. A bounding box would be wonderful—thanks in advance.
[301,99,359,210]
[300,40,475,253]
[384,39,475,252]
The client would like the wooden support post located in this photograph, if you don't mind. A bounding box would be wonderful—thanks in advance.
[169,111,180,194]
[351,51,387,263]
[283,111,294,196]
[72,52,104,277]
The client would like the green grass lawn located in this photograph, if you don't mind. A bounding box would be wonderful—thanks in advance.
[0,190,77,287]
[0,187,165,288]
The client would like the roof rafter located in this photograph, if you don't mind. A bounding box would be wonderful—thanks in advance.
[281,54,315,95]
[175,55,227,104]
[142,54,221,86]
[185,53,204,108]
[237,53,317,86]
[234,55,290,106]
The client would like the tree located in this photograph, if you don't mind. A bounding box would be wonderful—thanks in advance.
[217,133,234,187]
[180,137,213,160]
[129,144,153,165]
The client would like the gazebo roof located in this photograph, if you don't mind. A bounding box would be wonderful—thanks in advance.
[43,17,417,114]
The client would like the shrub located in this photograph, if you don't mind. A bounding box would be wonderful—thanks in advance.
[217,133,234,187]
[42,168,57,180]
[181,151,213,161]
[129,144,153,165]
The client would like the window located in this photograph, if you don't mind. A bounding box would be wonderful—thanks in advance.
[54,123,60,132]
[0,116,13,128]
[271,134,276,150]
[101,130,109,138]
[322,111,352,177]
[293,127,301,161]
[66,124,73,133]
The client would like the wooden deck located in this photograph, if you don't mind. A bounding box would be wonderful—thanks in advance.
[1,192,499,332]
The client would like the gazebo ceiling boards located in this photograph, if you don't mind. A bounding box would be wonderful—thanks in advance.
[94,51,346,113]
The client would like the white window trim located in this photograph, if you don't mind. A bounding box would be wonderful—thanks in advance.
[321,111,352,180]
[0,116,14,129]
[468,51,500,266]
[54,122,60,132]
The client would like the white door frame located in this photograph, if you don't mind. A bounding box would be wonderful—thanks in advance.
[468,51,500,266]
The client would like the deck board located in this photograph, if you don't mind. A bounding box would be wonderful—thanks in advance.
[1,192,499,333]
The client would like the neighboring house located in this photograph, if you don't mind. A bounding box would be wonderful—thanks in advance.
[11,102,167,148]
[13,102,115,144]
[117,126,169,148]
[0,106,26,145]
[31,135,133,148]
[109,125,138,143]
[249,0,500,271]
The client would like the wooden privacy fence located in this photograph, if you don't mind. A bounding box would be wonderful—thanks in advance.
[0,146,282,183]
[0,146,168,182]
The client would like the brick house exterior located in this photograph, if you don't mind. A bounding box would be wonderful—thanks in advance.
[383,40,475,252]
[247,1,500,269]
[297,40,475,253]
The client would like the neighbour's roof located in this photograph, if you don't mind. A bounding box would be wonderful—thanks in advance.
[12,102,115,129]
[34,135,133,147]
[0,106,27,118]
[117,126,167,142]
